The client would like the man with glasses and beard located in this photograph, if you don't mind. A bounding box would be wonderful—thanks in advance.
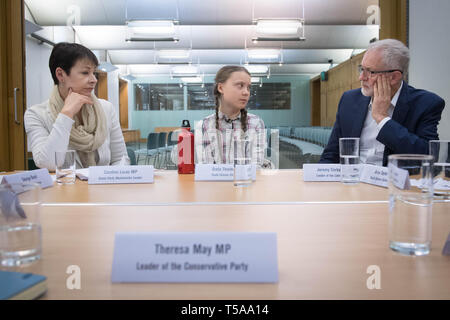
[320,39,445,166]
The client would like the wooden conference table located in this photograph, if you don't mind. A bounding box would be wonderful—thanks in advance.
[41,170,390,204]
[6,170,450,299]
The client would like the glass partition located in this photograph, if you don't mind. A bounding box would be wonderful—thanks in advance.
[135,83,184,111]
[128,75,325,170]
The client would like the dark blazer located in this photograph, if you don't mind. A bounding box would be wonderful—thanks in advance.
[319,82,445,166]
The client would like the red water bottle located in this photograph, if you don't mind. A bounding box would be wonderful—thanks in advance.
[178,120,195,174]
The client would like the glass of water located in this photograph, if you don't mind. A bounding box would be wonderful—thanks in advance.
[388,154,433,256]
[233,137,253,187]
[339,137,360,184]
[55,150,76,184]
[429,140,450,198]
[0,183,42,267]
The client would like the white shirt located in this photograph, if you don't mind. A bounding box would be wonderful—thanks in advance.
[24,98,129,170]
[359,82,403,166]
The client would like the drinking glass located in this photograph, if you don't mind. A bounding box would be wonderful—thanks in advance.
[233,137,253,187]
[55,150,76,184]
[339,137,360,184]
[388,154,433,256]
[0,183,42,266]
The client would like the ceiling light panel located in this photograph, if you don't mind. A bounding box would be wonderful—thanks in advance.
[127,64,171,74]
[256,19,302,36]
[244,65,268,74]
[171,65,198,74]
[247,49,280,60]
[158,50,191,59]
[127,20,176,36]
[181,76,203,83]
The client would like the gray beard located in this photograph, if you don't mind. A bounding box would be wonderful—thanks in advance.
[360,87,373,97]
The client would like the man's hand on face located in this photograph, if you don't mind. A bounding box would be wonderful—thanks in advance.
[372,74,392,124]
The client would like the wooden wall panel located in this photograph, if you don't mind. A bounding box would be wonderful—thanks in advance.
[351,52,365,89]
[310,76,321,126]
[96,72,108,100]
[0,0,10,170]
[122,129,140,143]
[379,0,408,44]
[119,79,128,129]
[311,51,366,128]
[320,82,327,126]
[324,62,351,127]
[154,127,181,133]
[8,0,26,169]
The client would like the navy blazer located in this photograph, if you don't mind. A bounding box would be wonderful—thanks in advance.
[319,82,445,166]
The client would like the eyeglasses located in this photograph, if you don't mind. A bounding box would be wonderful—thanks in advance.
[358,65,403,77]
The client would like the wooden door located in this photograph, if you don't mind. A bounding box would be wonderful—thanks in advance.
[0,0,26,171]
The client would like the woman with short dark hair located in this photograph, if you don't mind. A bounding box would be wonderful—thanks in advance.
[25,42,129,169]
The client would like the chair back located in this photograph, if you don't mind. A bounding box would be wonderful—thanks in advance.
[126,147,137,165]
[157,132,168,148]
[171,130,181,146]
[266,128,272,157]
[28,157,38,170]
[166,131,173,146]
[147,132,159,150]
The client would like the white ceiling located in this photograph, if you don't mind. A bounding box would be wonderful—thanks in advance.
[25,0,379,76]
[25,0,379,26]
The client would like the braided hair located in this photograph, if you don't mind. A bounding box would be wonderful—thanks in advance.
[213,66,250,132]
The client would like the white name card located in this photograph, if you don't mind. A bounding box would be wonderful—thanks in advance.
[388,164,410,190]
[194,164,256,181]
[88,165,154,184]
[303,164,341,181]
[360,164,389,188]
[111,232,278,283]
[433,178,450,191]
[1,169,53,188]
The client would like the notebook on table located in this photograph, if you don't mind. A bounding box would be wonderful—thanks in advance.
[0,270,47,300]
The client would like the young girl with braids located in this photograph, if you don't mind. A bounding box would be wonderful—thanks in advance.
[196,66,266,166]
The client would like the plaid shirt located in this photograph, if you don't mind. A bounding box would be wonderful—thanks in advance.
[195,111,266,166]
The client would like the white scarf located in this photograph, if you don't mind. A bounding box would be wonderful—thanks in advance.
[48,85,107,167]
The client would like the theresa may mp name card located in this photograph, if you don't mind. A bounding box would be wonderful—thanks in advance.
[111,232,278,283]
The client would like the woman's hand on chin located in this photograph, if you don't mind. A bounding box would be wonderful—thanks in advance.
[60,88,93,119]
